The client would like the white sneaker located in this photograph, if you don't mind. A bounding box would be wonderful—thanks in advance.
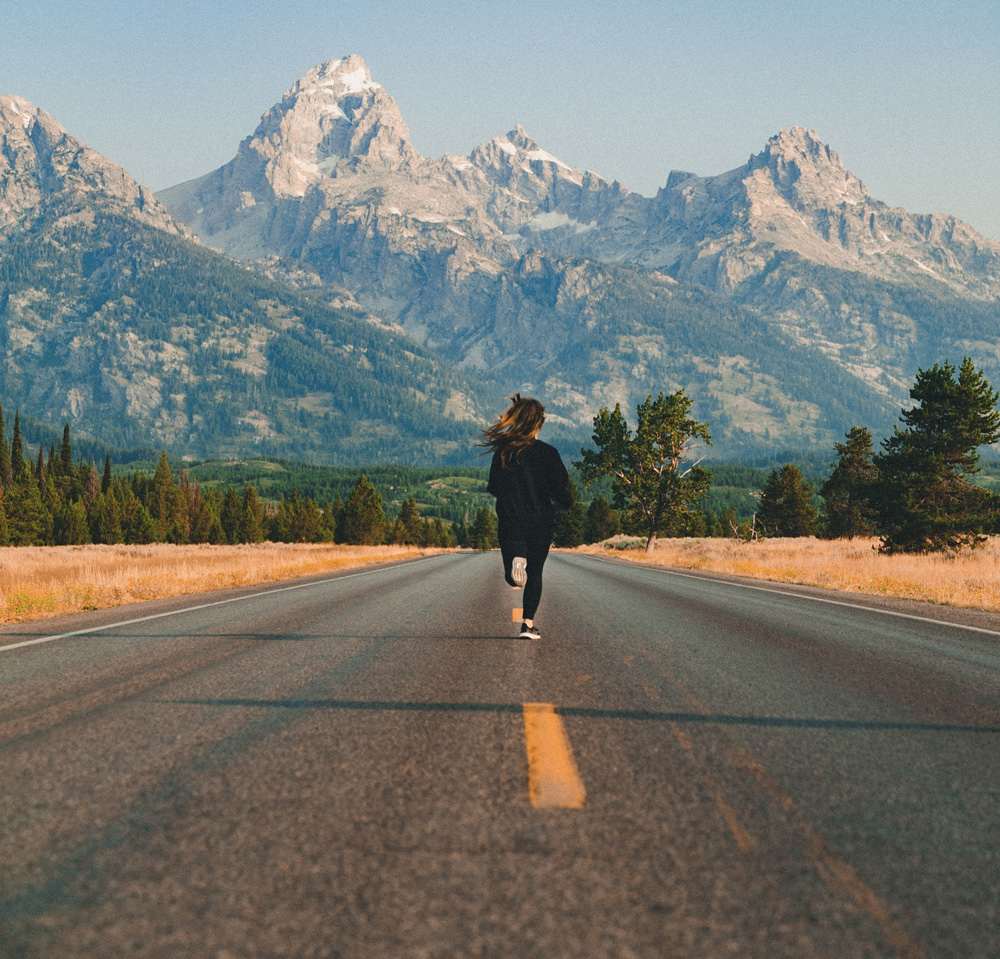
[519,622,541,640]
[512,556,527,588]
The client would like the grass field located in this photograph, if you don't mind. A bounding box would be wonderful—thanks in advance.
[4,537,1000,626]
[0,543,444,624]
[581,536,1000,613]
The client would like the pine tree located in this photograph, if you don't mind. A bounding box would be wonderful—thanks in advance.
[59,423,73,478]
[576,390,712,552]
[240,486,266,544]
[102,452,113,494]
[553,481,586,547]
[584,496,622,543]
[5,469,51,546]
[467,506,499,550]
[757,464,819,537]
[54,500,91,545]
[0,404,11,488]
[396,497,423,545]
[871,358,1000,553]
[341,476,386,545]
[150,451,175,540]
[10,412,26,480]
[220,486,243,543]
[88,491,124,545]
[821,427,879,539]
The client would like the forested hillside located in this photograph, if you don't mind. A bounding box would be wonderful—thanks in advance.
[0,195,484,463]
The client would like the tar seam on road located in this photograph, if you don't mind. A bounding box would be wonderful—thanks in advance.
[522,702,586,810]
[0,555,443,654]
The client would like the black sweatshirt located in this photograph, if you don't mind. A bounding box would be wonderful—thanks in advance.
[487,440,572,528]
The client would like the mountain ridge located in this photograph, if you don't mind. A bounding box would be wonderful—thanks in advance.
[3,58,1000,463]
[155,56,1000,449]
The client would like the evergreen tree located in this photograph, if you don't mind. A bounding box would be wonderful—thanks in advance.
[52,422,75,499]
[397,497,423,545]
[102,452,113,494]
[271,488,323,543]
[0,405,11,488]
[190,492,224,544]
[341,475,386,545]
[149,452,174,539]
[583,496,622,543]
[467,506,499,550]
[576,390,712,552]
[437,518,458,548]
[54,500,91,545]
[553,481,586,547]
[0,492,8,546]
[36,445,46,493]
[123,496,157,544]
[757,464,819,537]
[240,486,267,544]
[88,491,124,545]
[10,412,26,480]
[220,486,243,544]
[821,427,879,539]
[870,358,1000,553]
[4,470,51,546]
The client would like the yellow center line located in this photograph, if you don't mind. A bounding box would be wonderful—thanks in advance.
[523,703,586,809]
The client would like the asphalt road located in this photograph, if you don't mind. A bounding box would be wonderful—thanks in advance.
[1,551,998,959]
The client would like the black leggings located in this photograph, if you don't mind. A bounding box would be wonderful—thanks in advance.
[498,520,553,620]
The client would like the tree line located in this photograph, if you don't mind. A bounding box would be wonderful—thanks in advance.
[0,405,459,548]
[576,358,1000,554]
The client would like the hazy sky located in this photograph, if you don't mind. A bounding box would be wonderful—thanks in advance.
[2,0,998,239]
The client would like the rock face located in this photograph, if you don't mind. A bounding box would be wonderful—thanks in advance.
[0,95,186,236]
[157,59,1000,450]
[0,89,484,463]
[633,127,1000,297]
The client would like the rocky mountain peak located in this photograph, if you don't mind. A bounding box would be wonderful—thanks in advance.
[240,54,417,198]
[471,125,575,175]
[0,94,185,235]
[746,125,870,211]
[290,55,383,100]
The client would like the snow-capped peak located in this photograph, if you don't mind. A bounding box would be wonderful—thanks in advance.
[288,55,382,101]
[0,94,40,131]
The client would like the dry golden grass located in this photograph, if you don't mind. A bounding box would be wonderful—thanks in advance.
[0,543,446,624]
[579,535,1000,612]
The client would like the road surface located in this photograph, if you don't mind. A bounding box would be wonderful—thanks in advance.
[1,551,998,958]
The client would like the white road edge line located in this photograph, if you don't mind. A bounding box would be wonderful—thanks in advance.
[0,554,444,654]
[593,555,1000,639]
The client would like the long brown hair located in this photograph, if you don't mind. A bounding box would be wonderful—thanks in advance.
[479,393,546,467]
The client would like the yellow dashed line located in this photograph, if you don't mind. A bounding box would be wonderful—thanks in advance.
[523,703,586,809]
[711,792,758,853]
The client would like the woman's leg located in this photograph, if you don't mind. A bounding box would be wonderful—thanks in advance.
[497,518,526,588]
[522,526,553,620]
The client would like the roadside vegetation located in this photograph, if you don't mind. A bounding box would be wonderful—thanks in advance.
[0,543,442,624]
[582,535,1000,614]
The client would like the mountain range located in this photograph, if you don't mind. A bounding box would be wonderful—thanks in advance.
[3,56,1000,464]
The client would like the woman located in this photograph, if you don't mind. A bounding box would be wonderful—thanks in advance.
[482,394,572,639]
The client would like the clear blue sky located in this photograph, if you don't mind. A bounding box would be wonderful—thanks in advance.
[2,0,998,239]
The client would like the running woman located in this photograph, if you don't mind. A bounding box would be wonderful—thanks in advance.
[481,394,572,639]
